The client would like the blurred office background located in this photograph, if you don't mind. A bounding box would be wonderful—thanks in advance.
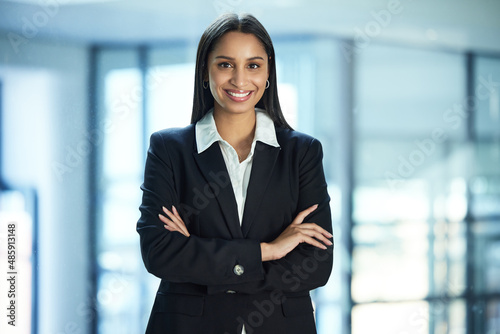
[0,0,499,333]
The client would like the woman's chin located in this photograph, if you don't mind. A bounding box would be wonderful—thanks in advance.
[216,100,257,115]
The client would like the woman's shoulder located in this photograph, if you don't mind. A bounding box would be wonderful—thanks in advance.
[150,124,195,143]
[275,126,320,147]
[275,126,325,162]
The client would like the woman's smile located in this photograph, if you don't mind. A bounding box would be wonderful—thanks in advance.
[224,89,254,102]
[207,31,269,116]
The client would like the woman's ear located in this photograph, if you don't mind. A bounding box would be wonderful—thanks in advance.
[201,61,208,82]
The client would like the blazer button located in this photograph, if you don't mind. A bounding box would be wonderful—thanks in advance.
[233,264,244,276]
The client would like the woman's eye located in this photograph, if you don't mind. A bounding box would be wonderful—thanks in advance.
[248,63,260,69]
[218,62,232,68]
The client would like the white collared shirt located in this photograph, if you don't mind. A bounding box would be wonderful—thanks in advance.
[196,108,279,334]
[195,108,280,225]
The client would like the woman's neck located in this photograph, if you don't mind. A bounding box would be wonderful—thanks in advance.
[213,107,256,153]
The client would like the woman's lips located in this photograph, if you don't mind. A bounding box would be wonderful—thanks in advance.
[224,89,253,102]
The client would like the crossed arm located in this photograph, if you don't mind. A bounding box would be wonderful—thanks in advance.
[138,131,333,293]
[159,204,333,262]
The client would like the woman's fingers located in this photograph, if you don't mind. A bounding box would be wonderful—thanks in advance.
[164,206,186,226]
[161,214,189,237]
[167,206,190,236]
[263,205,332,261]
[295,225,333,247]
[301,235,328,250]
[291,204,318,225]
[172,206,181,222]
[266,223,333,261]
[298,223,333,239]
[159,206,190,237]
[158,211,182,232]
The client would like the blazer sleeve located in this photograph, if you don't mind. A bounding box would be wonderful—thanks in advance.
[137,131,264,286]
[207,137,334,295]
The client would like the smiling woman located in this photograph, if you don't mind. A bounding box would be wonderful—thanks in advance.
[136,13,333,334]
[191,13,290,130]
[205,31,270,162]
[207,32,269,114]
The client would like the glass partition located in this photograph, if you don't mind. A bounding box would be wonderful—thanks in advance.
[353,45,468,333]
[93,41,500,334]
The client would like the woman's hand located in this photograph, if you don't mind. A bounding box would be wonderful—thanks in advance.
[159,206,190,237]
[260,204,332,262]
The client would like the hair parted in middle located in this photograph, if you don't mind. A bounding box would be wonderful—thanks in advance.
[191,13,292,130]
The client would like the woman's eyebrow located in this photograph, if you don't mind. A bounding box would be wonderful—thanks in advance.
[215,55,265,61]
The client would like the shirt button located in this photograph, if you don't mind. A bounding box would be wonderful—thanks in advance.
[233,264,244,276]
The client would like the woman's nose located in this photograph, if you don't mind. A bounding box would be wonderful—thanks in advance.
[230,67,247,88]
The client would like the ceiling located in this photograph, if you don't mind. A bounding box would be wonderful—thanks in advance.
[1,0,499,53]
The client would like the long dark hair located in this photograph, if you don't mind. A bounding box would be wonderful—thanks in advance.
[191,13,292,130]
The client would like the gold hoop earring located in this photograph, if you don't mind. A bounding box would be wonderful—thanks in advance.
[265,80,270,89]
[203,81,209,89]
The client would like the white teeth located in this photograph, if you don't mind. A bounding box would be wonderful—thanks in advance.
[227,91,250,98]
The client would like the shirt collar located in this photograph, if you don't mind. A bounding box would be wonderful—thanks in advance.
[195,108,280,154]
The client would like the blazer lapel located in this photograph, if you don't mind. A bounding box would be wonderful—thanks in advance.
[241,142,280,237]
[193,143,243,239]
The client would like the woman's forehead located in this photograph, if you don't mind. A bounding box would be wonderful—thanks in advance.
[210,32,267,58]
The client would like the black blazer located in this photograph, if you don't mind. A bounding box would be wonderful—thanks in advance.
[137,123,333,334]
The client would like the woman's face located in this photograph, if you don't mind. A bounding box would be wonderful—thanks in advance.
[206,31,269,116]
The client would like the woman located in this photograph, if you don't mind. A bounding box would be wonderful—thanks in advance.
[137,13,333,334]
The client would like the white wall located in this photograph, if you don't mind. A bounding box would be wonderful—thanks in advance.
[0,36,91,334]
